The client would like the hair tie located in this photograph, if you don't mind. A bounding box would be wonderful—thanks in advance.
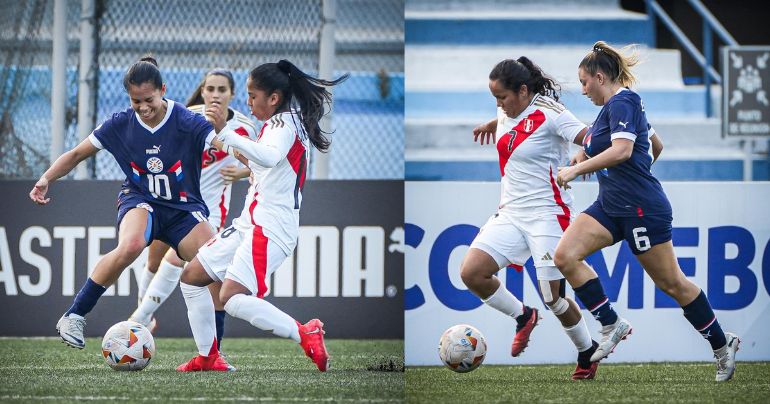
[277,60,291,76]
[593,47,603,53]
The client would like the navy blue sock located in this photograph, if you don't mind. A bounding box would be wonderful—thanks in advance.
[682,290,727,350]
[573,278,619,327]
[65,278,107,317]
[215,310,226,350]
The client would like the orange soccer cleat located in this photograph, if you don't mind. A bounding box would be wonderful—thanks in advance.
[298,319,330,372]
[176,340,235,372]
[572,362,599,380]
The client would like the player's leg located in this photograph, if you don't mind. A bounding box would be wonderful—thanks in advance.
[538,278,598,379]
[130,245,183,329]
[137,240,169,304]
[176,223,238,372]
[208,281,226,350]
[554,205,631,362]
[636,240,739,381]
[220,226,329,371]
[58,207,151,349]
[461,215,539,357]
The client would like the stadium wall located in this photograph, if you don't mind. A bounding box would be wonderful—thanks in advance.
[0,180,404,339]
[405,181,770,365]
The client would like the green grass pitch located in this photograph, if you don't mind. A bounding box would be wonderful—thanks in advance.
[0,337,404,403]
[406,362,770,403]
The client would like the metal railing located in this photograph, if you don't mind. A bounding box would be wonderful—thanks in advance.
[645,0,738,117]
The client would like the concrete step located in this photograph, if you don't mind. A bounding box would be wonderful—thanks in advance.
[405,46,684,92]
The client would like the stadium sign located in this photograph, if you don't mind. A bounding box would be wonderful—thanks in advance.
[405,182,770,365]
[0,180,403,338]
[723,46,770,137]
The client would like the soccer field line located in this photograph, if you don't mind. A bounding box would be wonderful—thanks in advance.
[0,395,403,402]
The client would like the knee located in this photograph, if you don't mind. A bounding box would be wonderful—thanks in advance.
[117,237,146,260]
[460,263,480,288]
[553,247,572,271]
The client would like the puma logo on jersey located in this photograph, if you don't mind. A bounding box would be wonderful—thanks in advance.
[507,130,518,152]
[145,144,161,154]
[618,121,628,129]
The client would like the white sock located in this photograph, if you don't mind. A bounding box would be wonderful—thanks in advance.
[131,260,183,324]
[563,316,593,352]
[137,266,155,303]
[482,283,524,318]
[180,282,217,356]
[224,294,300,342]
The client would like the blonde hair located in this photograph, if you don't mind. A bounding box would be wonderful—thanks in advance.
[579,41,640,87]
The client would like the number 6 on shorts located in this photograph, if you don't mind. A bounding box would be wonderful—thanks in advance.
[632,227,650,252]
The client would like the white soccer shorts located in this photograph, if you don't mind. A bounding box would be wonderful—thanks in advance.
[197,225,289,298]
[470,212,570,280]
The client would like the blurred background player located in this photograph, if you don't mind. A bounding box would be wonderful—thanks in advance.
[175,60,348,372]
[29,57,231,371]
[130,68,256,352]
[555,41,739,382]
[461,57,600,379]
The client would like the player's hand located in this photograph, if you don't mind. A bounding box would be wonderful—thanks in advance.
[556,165,579,190]
[219,164,250,185]
[569,150,592,180]
[473,126,496,145]
[29,177,51,205]
[205,102,227,133]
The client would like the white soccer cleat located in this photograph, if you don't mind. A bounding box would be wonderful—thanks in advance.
[714,332,740,382]
[590,317,632,362]
[56,313,86,349]
[128,310,158,334]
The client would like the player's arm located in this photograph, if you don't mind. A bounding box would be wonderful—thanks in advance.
[30,138,100,204]
[473,117,498,145]
[216,126,289,168]
[557,138,633,189]
[649,128,663,162]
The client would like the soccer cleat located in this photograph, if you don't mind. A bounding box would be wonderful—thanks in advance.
[590,317,632,362]
[511,306,540,357]
[572,362,598,380]
[176,353,236,372]
[298,319,330,372]
[56,313,86,349]
[128,311,158,334]
[714,332,740,382]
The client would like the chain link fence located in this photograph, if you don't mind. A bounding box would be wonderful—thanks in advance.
[1,0,403,180]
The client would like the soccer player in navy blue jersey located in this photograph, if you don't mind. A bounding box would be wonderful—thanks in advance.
[29,56,232,370]
[553,41,739,382]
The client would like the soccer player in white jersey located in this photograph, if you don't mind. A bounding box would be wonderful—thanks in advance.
[556,41,739,382]
[130,68,256,352]
[30,57,232,370]
[174,60,348,372]
[462,57,601,379]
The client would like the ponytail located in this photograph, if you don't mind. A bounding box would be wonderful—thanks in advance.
[250,60,349,152]
[123,55,163,91]
[579,41,639,87]
[489,57,561,101]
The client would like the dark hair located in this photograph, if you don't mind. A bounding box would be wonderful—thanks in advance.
[248,59,349,152]
[186,68,236,107]
[579,41,639,87]
[123,56,163,91]
[489,56,561,102]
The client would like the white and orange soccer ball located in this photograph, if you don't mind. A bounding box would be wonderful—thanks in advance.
[101,321,155,371]
[438,324,487,373]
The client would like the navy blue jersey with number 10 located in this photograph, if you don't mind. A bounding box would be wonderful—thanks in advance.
[89,99,215,214]
[582,88,671,217]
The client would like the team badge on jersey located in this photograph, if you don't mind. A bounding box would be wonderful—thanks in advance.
[506,130,518,152]
[523,119,534,133]
[146,157,163,173]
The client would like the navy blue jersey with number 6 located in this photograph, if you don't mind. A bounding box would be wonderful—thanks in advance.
[582,88,671,217]
[89,99,214,213]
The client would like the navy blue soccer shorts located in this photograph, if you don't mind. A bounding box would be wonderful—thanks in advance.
[583,200,672,255]
[116,191,209,252]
